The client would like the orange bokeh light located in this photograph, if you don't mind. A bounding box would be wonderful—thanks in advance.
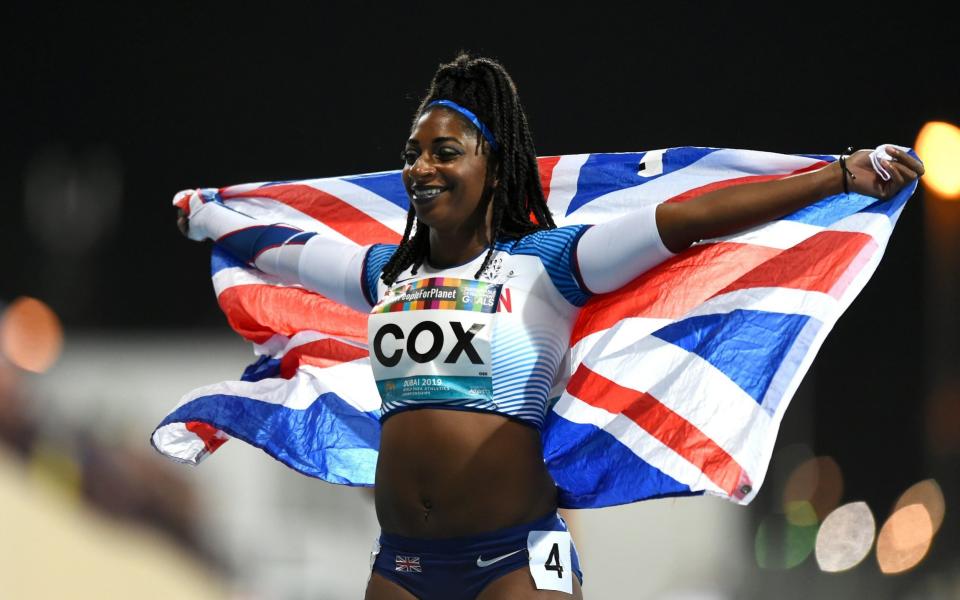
[876,504,934,574]
[915,121,960,199]
[782,455,844,522]
[893,479,945,535]
[0,297,64,373]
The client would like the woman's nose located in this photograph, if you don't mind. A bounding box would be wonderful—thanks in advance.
[410,155,437,180]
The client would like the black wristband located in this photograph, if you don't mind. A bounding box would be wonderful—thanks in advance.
[838,147,856,194]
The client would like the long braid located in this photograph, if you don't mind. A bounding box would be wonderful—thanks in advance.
[381,52,555,286]
[379,207,417,282]
[409,220,430,276]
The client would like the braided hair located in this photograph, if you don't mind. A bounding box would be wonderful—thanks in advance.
[380,52,556,286]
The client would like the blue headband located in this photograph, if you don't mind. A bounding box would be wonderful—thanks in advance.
[426,99,499,152]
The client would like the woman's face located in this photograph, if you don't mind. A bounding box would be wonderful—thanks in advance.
[401,107,495,235]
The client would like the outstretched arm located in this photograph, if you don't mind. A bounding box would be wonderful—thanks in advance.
[174,189,373,312]
[576,146,924,295]
[656,146,924,252]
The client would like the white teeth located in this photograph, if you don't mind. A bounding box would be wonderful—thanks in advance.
[414,188,445,200]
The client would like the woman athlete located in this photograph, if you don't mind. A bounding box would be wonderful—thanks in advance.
[175,54,923,599]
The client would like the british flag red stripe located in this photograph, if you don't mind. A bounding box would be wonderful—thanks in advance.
[223,183,403,246]
[537,155,563,202]
[662,160,830,204]
[571,229,876,345]
[216,282,367,344]
[565,365,748,498]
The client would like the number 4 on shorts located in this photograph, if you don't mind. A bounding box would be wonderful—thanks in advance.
[527,530,572,593]
[545,543,564,578]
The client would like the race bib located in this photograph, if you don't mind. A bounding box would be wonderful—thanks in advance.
[368,277,501,405]
[527,530,572,593]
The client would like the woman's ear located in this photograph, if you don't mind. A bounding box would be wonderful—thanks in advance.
[488,155,501,190]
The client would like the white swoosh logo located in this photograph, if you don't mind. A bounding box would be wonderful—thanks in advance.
[476,549,523,568]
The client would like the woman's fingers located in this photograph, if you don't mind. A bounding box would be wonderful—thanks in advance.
[888,160,920,181]
[886,146,925,177]
[882,160,907,193]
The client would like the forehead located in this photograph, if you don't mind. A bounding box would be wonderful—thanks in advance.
[408,107,479,147]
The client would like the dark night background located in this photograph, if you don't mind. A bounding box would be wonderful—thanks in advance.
[2,2,958,594]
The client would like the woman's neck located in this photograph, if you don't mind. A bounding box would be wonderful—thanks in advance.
[428,227,492,268]
[427,202,494,268]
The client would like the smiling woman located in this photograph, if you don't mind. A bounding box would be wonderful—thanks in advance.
[170,52,922,599]
[400,107,499,264]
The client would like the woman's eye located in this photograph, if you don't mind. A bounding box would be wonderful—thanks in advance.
[437,149,459,161]
[400,149,458,165]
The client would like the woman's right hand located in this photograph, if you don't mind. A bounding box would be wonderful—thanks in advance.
[843,146,924,200]
[172,188,218,242]
[176,207,190,238]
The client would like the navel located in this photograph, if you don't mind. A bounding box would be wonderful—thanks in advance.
[421,498,432,522]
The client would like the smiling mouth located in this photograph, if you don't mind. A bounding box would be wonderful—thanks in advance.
[411,187,447,204]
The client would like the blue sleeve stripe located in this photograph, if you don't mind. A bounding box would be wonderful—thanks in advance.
[507,225,593,307]
[362,244,398,306]
[359,246,373,306]
[569,224,593,296]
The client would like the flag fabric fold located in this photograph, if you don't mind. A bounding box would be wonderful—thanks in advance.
[151,146,919,509]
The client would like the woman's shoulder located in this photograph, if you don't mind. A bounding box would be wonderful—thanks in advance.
[499,224,591,255]
[496,225,593,307]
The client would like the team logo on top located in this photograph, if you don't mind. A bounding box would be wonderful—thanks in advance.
[481,255,504,280]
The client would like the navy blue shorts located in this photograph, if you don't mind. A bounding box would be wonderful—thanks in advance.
[370,511,583,599]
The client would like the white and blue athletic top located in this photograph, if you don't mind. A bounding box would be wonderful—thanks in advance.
[185,194,676,431]
[362,227,591,429]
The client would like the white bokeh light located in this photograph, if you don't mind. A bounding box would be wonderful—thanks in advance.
[815,501,876,573]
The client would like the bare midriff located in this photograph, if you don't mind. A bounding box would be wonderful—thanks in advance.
[374,408,559,538]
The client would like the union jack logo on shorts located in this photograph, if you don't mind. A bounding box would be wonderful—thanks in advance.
[395,555,422,572]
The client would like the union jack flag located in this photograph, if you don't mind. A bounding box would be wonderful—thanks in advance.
[151,147,919,508]
[395,555,422,573]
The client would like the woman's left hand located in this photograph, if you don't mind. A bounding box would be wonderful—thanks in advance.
[842,146,925,199]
